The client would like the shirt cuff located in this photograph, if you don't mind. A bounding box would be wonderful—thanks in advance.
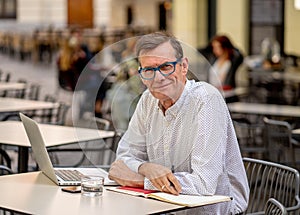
[144,178,158,190]
[128,160,145,173]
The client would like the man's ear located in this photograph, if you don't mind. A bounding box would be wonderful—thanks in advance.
[182,57,189,75]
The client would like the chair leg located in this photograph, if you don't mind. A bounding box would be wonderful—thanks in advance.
[292,148,297,168]
[0,148,11,168]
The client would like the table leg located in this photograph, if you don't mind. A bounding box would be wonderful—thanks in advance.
[18,147,29,173]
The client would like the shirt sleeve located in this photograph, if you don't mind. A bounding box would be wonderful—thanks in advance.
[116,94,148,173]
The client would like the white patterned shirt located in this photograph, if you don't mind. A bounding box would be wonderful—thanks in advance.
[209,59,231,88]
[116,80,249,214]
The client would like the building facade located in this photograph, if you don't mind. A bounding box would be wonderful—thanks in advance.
[0,0,300,55]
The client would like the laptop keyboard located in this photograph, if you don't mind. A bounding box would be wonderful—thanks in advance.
[54,169,85,181]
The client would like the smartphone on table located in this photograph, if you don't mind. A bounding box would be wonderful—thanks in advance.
[61,186,81,193]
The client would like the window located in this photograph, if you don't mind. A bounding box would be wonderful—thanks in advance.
[249,0,284,55]
[249,0,284,54]
[0,0,16,19]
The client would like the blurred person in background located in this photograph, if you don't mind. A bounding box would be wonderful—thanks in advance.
[56,37,74,91]
[69,35,90,88]
[261,37,281,69]
[105,37,145,132]
[208,35,244,90]
[56,32,92,122]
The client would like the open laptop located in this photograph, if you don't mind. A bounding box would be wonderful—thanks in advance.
[19,113,117,186]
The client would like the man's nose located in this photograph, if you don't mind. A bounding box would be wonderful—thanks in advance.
[154,70,165,81]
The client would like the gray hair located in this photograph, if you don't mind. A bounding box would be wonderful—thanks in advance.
[135,31,183,59]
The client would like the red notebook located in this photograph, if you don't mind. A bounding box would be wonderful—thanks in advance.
[117,186,158,194]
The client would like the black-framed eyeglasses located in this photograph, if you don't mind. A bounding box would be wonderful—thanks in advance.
[138,59,182,80]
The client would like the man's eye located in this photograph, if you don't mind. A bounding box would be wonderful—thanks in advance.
[144,68,154,73]
[160,64,173,71]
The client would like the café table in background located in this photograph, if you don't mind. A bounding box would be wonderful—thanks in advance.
[227,102,300,118]
[0,82,27,98]
[0,121,115,173]
[0,82,26,91]
[0,97,59,113]
[223,87,249,103]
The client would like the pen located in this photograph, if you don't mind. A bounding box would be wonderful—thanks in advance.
[170,165,175,188]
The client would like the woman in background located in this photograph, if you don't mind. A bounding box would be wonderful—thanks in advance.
[209,35,242,90]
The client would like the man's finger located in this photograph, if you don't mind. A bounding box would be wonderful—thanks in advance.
[167,185,179,195]
[168,174,181,193]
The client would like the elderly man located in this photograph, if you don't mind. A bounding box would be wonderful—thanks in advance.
[109,32,249,214]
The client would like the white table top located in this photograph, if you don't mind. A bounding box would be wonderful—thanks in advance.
[292,128,300,135]
[249,69,300,83]
[0,97,59,113]
[0,172,184,215]
[227,102,300,117]
[0,82,26,91]
[223,87,248,99]
[0,121,115,148]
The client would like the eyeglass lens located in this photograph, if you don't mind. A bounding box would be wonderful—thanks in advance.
[140,61,177,80]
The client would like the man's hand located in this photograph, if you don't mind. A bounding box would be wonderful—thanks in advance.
[108,160,144,187]
[138,163,181,195]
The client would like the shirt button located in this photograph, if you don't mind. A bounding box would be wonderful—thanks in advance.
[166,115,172,121]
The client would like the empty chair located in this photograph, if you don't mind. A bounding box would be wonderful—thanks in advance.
[18,83,41,120]
[48,116,114,168]
[94,117,110,131]
[74,112,111,130]
[13,80,40,100]
[0,76,25,98]
[0,148,12,169]
[80,129,123,171]
[76,117,113,168]
[13,79,27,98]
[232,117,266,159]
[0,71,10,82]
[44,94,56,103]
[264,198,287,215]
[33,102,69,125]
[26,83,40,100]
[0,165,13,175]
[25,102,70,171]
[263,117,300,168]
[0,71,11,97]
[38,94,57,123]
[51,102,70,125]
[0,142,13,176]
[243,157,300,214]
[4,81,41,100]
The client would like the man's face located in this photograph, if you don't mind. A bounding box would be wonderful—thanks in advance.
[139,42,188,102]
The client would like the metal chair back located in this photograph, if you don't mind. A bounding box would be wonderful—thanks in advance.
[94,117,110,131]
[264,198,287,215]
[48,116,113,168]
[37,102,69,125]
[26,83,40,100]
[232,117,266,158]
[0,165,13,175]
[0,148,11,169]
[263,117,297,167]
[243,157,300,214]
